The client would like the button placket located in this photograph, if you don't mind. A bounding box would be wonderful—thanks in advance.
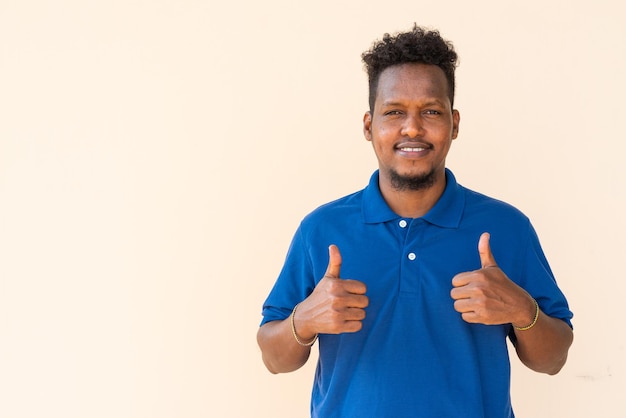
[398,218,424,295]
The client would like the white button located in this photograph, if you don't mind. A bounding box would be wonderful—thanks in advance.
[399,220,407,228]
[408,252,416,261]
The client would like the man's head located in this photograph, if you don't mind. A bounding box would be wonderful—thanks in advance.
[361,26,461,195]
[362,25,458,112]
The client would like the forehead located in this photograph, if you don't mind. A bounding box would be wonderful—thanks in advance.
[375,63,450,105]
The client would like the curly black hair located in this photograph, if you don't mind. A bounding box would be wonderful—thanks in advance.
[361,24,458,111]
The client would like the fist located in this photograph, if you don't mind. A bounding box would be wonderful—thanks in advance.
[293,245,369,338]
[450,233,536,327]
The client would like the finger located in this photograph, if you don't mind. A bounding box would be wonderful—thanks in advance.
[324,244,342,279]
[478,232,497,268]
[344,306,367,321]
[453,298,468,312]
[450,285,468,300]
[343,279,368,296]
[342,320,364,333]
[451,271,471,288]
[460,311,480,323]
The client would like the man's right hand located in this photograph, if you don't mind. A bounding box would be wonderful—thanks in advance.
[292,245,369,340]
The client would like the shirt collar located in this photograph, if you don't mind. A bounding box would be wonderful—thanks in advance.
[362,168,465,228]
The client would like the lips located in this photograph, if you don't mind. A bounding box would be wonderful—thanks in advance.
[395,141,432,155]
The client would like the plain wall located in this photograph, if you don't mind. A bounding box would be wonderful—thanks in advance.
[1,1,624,417]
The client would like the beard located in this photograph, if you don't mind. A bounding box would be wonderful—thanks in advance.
[388,168,436,191]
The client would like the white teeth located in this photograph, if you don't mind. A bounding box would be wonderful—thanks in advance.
[400,147,425,152]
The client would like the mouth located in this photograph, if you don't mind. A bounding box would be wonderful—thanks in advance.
[398,146,428,152]
[395,141,432,156]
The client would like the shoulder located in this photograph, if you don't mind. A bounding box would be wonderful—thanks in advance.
[456,185,536,243]
[300,189,364,227]
[462,185,530,223]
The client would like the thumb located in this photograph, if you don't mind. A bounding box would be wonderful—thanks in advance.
[478,232,497,268]
[324,244,342,279]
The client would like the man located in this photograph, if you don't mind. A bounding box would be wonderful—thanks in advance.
[257,25,573,418]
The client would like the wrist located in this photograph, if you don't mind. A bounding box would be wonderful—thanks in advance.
[290,303,318,346]
[513,298,539,331]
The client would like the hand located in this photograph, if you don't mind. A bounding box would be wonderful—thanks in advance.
[293,245,369,340]
[450,233,536,327]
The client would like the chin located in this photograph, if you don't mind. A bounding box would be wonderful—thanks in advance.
[388,168,436,191]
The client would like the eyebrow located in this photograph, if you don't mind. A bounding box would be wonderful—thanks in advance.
[381,99,446,107]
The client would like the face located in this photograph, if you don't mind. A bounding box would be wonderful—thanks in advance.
[363,63,460,191]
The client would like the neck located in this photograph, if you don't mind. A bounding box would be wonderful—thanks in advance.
[378,170,447,218]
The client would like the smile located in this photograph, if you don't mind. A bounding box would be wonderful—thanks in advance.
[395,141,433,156]
[399,147,427,152]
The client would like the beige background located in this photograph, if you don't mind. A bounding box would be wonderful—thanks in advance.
[1,1,624,417]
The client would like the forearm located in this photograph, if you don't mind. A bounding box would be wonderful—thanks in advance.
[513,311,573,375]
[257,319,313,374]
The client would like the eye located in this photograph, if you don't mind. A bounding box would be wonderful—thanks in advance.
[383,110,403,116]
[424,109,441,115]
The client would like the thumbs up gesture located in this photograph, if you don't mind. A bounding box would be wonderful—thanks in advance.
[291,245,369,340]
[451,233,537,327]
[324,244,344,280]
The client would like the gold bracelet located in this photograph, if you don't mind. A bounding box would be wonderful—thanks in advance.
[514,299,540,331]
[290,303,318,346]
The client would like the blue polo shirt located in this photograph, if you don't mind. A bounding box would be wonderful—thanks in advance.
[261,169,573,418]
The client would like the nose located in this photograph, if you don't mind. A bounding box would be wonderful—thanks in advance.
[400,114,423,138]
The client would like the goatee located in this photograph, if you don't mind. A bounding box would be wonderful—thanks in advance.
[389,169,436,191]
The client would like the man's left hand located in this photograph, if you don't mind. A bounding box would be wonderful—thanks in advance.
[450,232,536,328]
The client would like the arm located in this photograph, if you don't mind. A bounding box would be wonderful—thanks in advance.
[257,317,314,374]
[258,245,368,374]
[451,233,573,375]
[511,307,573,374]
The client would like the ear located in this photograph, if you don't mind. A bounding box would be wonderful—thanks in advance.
[363,111,373,142]
[451,109,460,140]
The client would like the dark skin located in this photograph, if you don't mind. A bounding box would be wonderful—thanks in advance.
[257,244,366,374]
[363,63,460,219]
[451,232,573,374]
[257,62,573,375]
